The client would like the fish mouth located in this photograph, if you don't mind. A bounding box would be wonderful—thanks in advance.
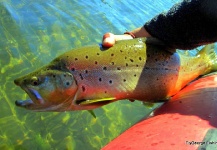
[15,85,44,109]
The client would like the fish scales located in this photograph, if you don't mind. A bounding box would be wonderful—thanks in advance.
[14,38,217,111]
[57,40,147,101]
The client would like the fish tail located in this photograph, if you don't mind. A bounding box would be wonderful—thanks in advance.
[198,44,217,73]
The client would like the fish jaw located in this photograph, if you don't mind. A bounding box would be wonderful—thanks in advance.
[14,84,54,111]
[15,99,34,108]
[14,86,75,111]
[14,77,45,108]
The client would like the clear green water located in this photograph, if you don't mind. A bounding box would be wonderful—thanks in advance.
[0,0,176,149]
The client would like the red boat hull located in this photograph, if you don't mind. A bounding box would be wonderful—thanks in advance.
[102,74,217,150]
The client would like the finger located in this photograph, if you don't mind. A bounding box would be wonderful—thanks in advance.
[102,33,115,47]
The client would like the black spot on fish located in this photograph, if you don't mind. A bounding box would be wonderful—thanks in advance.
[104,91,107,93]
[95,61,98,65]
[66,56,69,58]
[125,56,127,59]
[85,70,88,74]
[139,57,142,61]
[99,78,102,82]
[85,55,88,59]
[117,67,121,70]
[123,79,126,82]
[97,53,100,55]
[71,68,75,71]
[103,66,107,70]
[111,62,115,65]
[134,74,137,77]
[53,75,56,78]
[75,58,78,61]
[156,78,159,81]
[79,74,84,80]
[136,64,139,67]
[109,80,112,84]
[126,63,128,67]
[111,53,114,57]
[130,59,134,62]
[120,50,123,53]
[82,86,86,92]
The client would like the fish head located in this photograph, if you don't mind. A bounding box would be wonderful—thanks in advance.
[14,68,114,111]
[14,69,78,111]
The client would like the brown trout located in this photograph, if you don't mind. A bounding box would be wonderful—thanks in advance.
[14,38,217,111]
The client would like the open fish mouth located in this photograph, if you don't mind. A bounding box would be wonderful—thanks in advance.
[15,86,44,108]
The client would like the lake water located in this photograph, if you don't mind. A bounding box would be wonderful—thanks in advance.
[0,0,177,149]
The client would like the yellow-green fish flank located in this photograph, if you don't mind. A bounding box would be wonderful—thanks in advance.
[14,38,217,111]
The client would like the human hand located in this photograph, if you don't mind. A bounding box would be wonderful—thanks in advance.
[102,27,151,47]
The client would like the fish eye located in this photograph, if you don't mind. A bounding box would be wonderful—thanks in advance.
[30,76,39,86]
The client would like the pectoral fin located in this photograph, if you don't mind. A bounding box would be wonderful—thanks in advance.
[79,97,116,105]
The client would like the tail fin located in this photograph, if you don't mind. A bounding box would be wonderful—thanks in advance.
[198,44,217,72]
